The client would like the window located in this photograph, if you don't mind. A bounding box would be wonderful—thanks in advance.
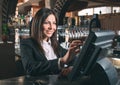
[78,6,120,16]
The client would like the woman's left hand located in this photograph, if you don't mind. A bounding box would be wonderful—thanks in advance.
[68,40,82,54]
[68,40,83,60]
[60,40,83,64]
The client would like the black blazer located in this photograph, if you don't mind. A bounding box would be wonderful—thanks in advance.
[20,38,67,76]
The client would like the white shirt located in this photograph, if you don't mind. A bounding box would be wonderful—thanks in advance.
[41,39,57,60]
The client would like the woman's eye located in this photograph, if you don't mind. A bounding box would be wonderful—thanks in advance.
[43,21,56,25]
[43,22,49,24]
[53,22,56,25]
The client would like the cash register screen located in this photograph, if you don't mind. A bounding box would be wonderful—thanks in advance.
[68,30,115,81]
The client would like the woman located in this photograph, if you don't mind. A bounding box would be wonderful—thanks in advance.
[20,8,81,76]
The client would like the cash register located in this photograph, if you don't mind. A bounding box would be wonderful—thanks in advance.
[67,30,119,85]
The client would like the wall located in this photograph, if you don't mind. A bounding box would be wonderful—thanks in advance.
[0,0,2,41]
[100,14,120,31]
[0,43,18,79]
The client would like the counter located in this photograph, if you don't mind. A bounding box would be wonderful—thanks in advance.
[0,75,91,85]
[0,74,120,85]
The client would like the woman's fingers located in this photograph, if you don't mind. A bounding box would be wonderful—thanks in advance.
[71,40,83,45]
[69,40,82,51]
[70,40,83,47]
[60,67,73,76]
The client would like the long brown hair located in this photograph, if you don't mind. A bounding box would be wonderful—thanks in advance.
[31,8,59,57]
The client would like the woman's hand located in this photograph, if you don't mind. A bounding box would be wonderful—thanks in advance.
[68,40,82,55]
[61,40,83,64]
[59,66,73,78]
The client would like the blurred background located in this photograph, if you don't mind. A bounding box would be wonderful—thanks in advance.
[0,0,120,79]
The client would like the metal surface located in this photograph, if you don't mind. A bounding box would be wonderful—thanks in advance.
[91,58,119,85]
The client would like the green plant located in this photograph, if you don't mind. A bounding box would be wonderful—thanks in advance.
[2,23,9,35]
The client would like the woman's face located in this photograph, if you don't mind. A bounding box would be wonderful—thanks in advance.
[43,14,57,41]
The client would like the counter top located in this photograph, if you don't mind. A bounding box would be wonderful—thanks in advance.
[0,74,120,85]
[0,75,91,85]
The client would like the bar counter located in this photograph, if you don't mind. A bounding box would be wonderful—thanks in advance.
[0,73,120,85]
[0,75,92,85]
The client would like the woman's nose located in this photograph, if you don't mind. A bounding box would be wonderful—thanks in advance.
[49,23,54,29]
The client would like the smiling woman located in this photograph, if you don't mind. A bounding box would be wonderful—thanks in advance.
[20,7,82,76]
[42,14,57,40]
